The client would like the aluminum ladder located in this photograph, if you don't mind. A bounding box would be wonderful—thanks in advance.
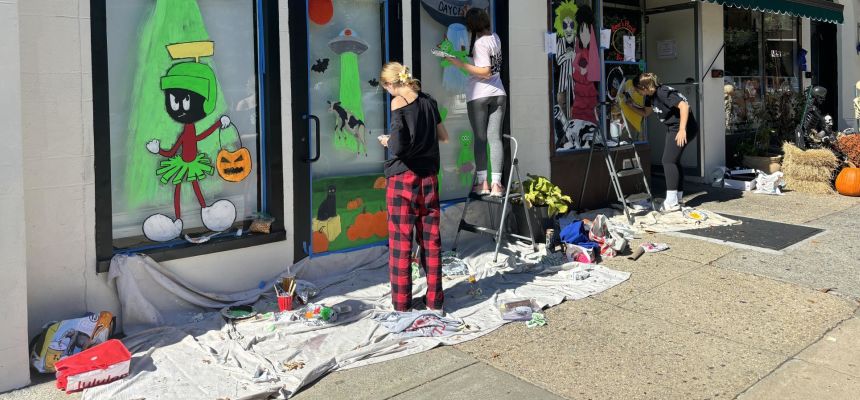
[579,102,655,224]
[451,135,538,262]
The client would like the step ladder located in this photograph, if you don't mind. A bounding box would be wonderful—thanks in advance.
[579,101,655,224]
[451,135,538,263]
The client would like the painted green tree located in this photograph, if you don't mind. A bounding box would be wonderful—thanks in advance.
[125,0,227,207]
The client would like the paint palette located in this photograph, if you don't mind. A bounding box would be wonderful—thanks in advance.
[430,48,456,58]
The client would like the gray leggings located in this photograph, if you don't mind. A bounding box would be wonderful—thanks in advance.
[466,95,507,180]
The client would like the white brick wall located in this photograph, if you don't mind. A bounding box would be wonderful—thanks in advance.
[0,0,32,392]
[18,0,119,341]
[507,2,551,178]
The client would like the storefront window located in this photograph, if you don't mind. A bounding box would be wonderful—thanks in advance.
[415,0,495,200]
[724,9,800,135]
[550,0,602,153]
[93,0,283,268]
[724,9,762,134]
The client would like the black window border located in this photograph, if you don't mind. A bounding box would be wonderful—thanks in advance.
[91,0,285,273]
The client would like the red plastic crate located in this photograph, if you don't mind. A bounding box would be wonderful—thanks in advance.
[55,339,131,393]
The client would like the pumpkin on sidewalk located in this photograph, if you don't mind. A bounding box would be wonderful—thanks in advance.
[836,163,860,197]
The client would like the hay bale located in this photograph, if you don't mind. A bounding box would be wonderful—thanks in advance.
[780,142,839,194]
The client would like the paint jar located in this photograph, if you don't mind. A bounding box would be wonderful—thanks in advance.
[277,293,293,312]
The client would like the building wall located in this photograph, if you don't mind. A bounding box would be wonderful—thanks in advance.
[699,2,726,176]
[507,1,551,177]
[0,0,32,391]
[837,0,860,129]
[16,0,298,342]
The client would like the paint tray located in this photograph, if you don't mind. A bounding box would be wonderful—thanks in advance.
[496,298,540,321]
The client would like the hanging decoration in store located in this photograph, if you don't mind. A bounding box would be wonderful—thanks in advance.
[420,0,491,26]
[215,123,252,182]
[367,78,379,87]
[311,58,330,73]
[328,28,370,155]
[605,11,639,62]
[124,0,227,210]
[439,23,470,93]
[309,0,334,26]
[143,40,237,242]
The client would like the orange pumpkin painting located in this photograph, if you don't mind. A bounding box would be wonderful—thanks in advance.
[347,208,388,241]
[373,176,386,189]
[346,197,364,210]
[312,230,329,253]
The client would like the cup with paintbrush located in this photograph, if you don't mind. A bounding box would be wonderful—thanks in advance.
[276,276,296,312]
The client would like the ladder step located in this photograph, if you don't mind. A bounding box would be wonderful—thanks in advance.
[458,221,498,236]
[616,168,644,178]
[607,144,635,152]
[467,192,522,203]
[624,192,651,204]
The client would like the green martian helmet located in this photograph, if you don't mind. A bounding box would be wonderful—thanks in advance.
[160,41,218,115]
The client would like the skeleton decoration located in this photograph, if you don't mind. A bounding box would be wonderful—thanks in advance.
[795,86,837,149]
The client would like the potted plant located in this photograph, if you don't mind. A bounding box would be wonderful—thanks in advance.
[512,175,572,242]
[739,89,805,173]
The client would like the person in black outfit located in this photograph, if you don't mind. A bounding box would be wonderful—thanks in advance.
[625,73,699,212]
[377,62,450,313]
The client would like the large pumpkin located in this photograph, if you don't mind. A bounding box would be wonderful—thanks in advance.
[216,148,252,182]
[835,167,860,196]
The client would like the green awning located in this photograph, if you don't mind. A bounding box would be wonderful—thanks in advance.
[701,0,844,24]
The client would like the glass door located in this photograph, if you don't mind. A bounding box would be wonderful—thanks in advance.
[304,0,392,254]
[645,5,701,177]
[414,0,496,201]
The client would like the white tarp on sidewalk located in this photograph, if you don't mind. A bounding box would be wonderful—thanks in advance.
[84,235,629,399]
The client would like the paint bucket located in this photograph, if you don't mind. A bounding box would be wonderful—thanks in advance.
[277,293,294,312]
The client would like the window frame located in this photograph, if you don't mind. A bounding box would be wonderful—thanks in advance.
[91,0,285,273]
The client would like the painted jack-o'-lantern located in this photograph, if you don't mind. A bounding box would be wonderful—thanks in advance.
[216,124,252,182]
[217,148,252,182]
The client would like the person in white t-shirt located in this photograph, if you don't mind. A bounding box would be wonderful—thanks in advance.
[445,8,507,197]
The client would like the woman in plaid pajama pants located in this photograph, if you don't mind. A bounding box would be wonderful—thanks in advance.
[378,62,450,312]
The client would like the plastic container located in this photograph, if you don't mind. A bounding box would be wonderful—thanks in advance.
[496,298,540,321]
[55,339,131,393]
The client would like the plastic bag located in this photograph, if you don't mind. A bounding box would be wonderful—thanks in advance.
[754,171,785,195]
[30,312,115,373]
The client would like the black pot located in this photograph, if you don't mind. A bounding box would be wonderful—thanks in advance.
[512,203,556,244]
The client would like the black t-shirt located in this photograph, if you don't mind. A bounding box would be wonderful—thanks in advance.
[644,85,699,133]
[384,92,442,178]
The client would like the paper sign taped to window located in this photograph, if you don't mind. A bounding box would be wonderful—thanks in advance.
[657,40,677,59]
[545,32,557,54]
[623,36,636,62]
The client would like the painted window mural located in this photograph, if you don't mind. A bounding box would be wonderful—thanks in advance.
[549,0,646,153]
[307,0,390,254]
[418,0,494,201]
[603,4,646,145]
[550,0,601,152]
[106,0,261,243]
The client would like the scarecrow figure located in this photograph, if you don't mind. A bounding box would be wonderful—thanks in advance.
[143,41,237,242]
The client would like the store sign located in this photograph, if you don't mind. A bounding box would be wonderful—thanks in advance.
[420,0,490,26]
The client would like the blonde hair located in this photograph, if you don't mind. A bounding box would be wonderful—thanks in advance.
[380,62,421,91]
[634,72,659,91]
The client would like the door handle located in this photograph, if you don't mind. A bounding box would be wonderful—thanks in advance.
[303,114,320,163]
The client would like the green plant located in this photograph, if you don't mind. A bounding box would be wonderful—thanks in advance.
[521,174,572,216]
[741,90,805,157]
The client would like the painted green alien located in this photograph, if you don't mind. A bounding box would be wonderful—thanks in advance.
[456,131,475,188]
[438,38,469,76]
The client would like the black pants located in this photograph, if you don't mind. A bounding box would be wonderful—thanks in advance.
[662,127,698,191]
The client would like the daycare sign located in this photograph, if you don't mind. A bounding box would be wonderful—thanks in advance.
[420,0,491,26]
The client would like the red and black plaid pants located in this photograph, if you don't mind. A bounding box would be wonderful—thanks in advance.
[386,170,443,312]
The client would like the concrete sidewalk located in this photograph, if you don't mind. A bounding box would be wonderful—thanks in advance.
[3,184,859,400]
